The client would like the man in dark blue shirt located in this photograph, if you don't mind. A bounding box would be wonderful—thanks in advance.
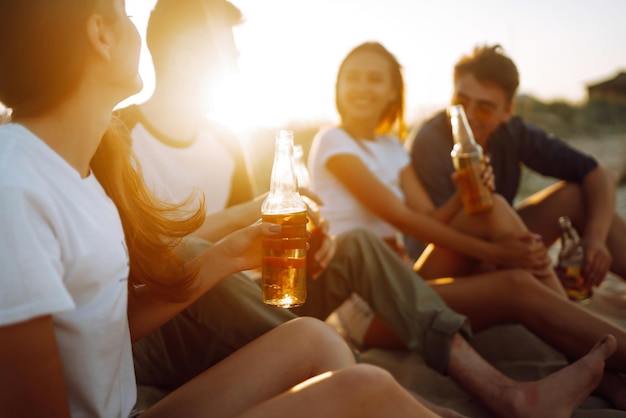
[407,44,626,287]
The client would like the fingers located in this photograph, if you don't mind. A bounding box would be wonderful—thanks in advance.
[584,253,611,287]
[306,206,320,226]
[259,220,282,235]
[581,241,612,288]
[511,230,543,243]
[480,158,495,191]
[299,187,324,206]
[310,229,335,280]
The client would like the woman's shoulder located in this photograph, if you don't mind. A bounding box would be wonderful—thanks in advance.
[313,126,350,142]
[309,126,359,166]
[0,123,78,197]
[0,124,41,177]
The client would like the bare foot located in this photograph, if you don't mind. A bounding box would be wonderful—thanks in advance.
[493,334,617,418]
[596,370,626,410]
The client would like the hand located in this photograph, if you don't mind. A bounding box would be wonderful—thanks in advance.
[213,220,282,273]
[299,187,324,208]
[480,155,495,192]
[581,237,612,288]
[528,253,556,280]
[309,218,336,279]
[450,156,494,192]
[494,231,548,270]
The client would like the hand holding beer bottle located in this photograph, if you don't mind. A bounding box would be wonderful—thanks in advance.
[261,130,308,308]
[449,104,494,214]
[293,144,327,278]
[556,216,592,304]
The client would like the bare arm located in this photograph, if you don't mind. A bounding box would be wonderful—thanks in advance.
[128,221,279,342]
[326,153,508,264]
[400,165,463,224]
[580,165,616,284]
[192,193,266,242]
[0,316,71,418]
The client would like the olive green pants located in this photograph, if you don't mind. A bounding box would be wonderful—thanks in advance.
[132,228,470,389]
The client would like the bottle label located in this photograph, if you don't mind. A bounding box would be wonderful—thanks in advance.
[261,211,307,308]
[452,154,493,213]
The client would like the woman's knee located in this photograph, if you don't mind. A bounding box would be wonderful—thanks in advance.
[334,364,397,393]
[284,317,354,357]
[493,269,541,296]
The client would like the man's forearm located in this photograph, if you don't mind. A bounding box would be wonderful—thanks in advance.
[195,198,263,241]
[582,165,616,242]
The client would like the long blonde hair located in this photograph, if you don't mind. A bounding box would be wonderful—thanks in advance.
[91,118,205,301]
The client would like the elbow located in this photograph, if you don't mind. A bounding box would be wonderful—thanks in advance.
[588,164,618,186]
[603,165,619,185]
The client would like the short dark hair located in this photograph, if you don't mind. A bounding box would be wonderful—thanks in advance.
[146,0,242,70]
[454,44,519,103]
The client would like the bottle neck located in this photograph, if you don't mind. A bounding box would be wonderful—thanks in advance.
[450,105,480,153]
[262,132,306,215]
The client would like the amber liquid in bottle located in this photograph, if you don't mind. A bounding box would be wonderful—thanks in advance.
[261,130,308,308]
[452,153,494,214]
[555,216,592,304]
[261,211,307,307]
[449,105,493,214]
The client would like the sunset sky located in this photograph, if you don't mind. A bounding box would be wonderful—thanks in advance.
[127,0,626,131]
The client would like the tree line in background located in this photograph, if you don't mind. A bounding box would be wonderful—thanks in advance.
[244,96,626,195]
[514,95,626,139]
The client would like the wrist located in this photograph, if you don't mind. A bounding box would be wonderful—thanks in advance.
[482,241,499,265]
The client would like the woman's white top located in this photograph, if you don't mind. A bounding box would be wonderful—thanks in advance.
[0,123,136,418]
[308,126,409,238]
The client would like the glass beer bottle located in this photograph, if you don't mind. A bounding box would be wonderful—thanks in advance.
[555,216,592,304]
[293,144,325,277]
[449,104,493,213]
[261,130,308,308]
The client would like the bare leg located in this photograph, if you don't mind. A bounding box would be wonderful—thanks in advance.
[517,181,585,246]
[605,214,626,280]
[447,332,617,418]
[141,317,356,418]
[517,180,626,280]
[362,193,569,351]
[142,317,447,418]
[416,194,565,296]
[430,269,626,371]
[238,364,443,418]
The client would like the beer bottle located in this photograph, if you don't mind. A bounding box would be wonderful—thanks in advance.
[293,144,325,277]
[261,130,308,308]
[449,104,493,213]
[555,216,592,304]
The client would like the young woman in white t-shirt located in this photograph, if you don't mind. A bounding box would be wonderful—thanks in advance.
[309,42,557,282]
[308,42,626,409]
[0,3,457,417]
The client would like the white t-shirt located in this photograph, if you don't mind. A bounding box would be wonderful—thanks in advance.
[0,124,136,418]
[308,126,409,238]
[128,115,237,215]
